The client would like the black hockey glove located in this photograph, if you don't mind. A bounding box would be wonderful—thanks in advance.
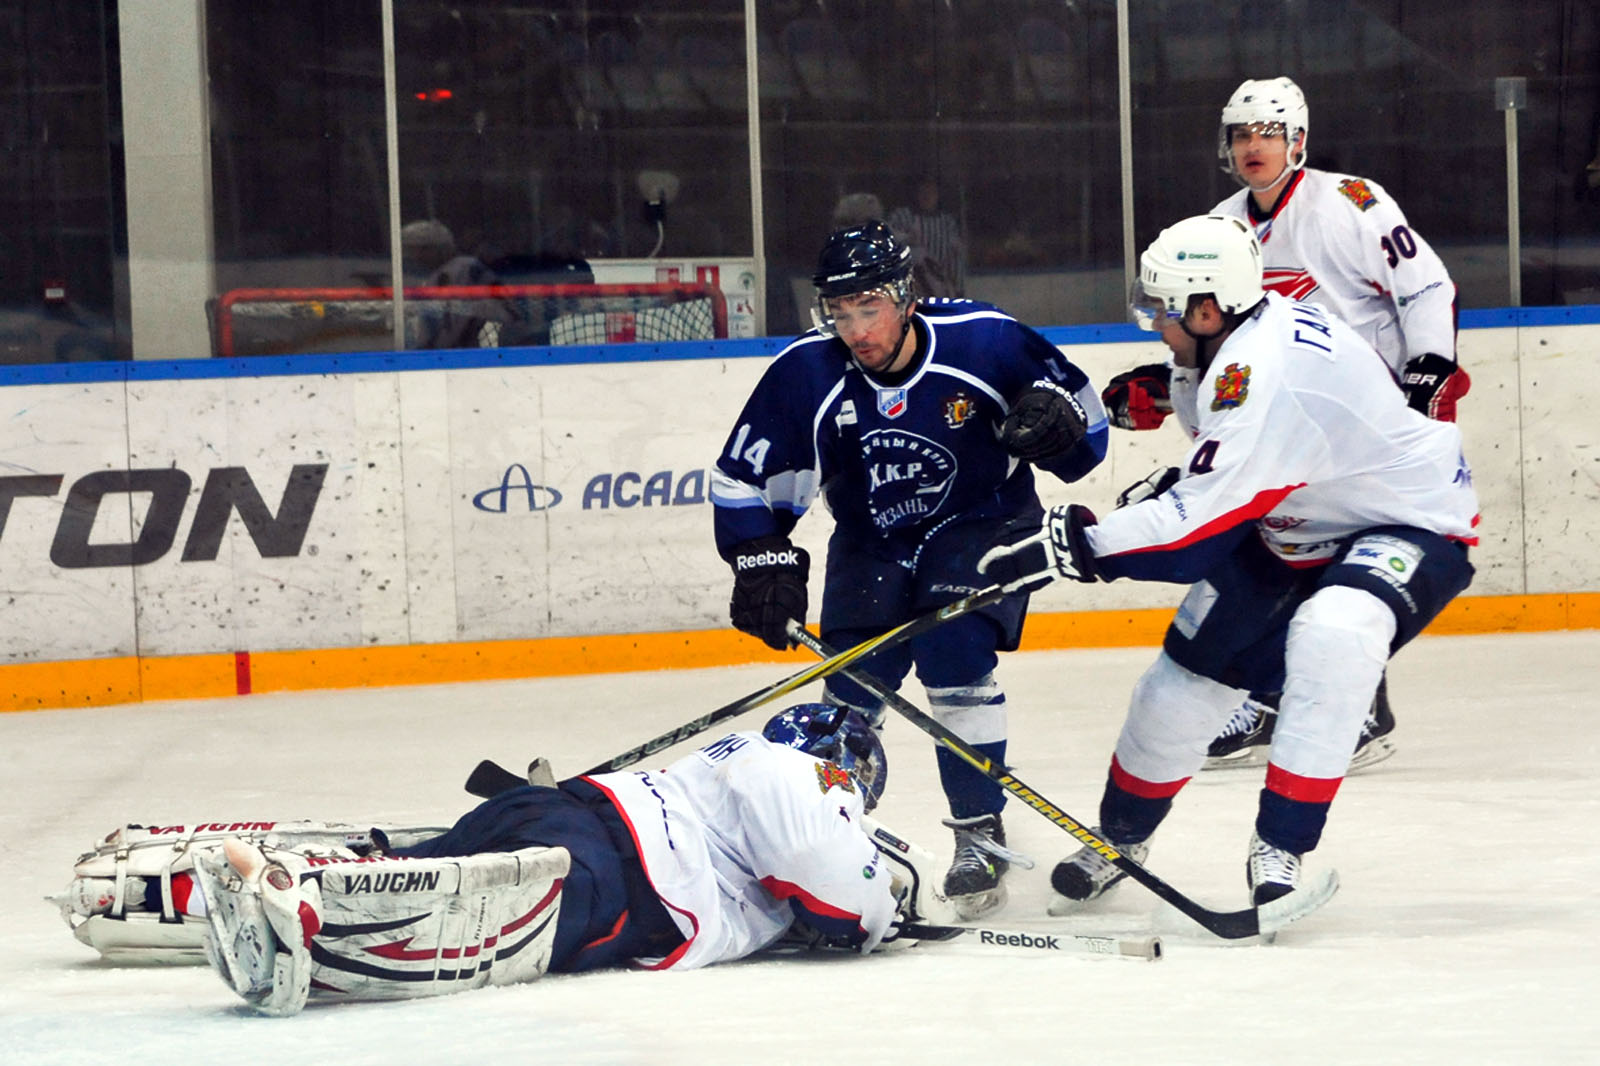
[1116,466,1181,509]
[1000,379,1089,462]
[1400,353,1471,423]
[1101,363,1174,430]
[977,504,1099,594]
[729,535,809,651]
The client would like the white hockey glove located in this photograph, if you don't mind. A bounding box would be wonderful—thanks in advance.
[1116,466,1181,509]
[977,504,1100,593]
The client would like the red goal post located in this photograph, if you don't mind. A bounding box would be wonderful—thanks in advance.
[211,282,729,357]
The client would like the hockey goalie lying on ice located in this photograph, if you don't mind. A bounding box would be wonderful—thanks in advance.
[49,704,949,1016]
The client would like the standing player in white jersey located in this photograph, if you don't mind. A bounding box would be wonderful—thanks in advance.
[149,704,904,1015]
[1103,76,1472,769]
[979,215,1477,916]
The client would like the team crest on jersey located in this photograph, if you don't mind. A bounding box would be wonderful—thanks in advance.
[1337,178,1379,211]
[815,761,857,798]
[862,429,958,531]
[1211,362,1251,410]
[877,387,908,419]
[1263,267,1319,300]
[943,392,978,428]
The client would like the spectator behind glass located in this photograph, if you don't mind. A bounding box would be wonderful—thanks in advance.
[831,191,885,230]
[889,178,966,298]
[400,219,511,349]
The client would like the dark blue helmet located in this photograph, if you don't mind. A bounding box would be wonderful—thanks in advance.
[811,220,913,300]
[763,703,887,811]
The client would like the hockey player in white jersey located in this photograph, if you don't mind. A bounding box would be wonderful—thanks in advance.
[62,704,905,1015]
[1104,76,1470,768]
[979,215,1477,917]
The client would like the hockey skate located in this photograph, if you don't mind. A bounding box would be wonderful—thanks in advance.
[1246,831,1341,939]
[1047,831,1149,916]
[1201,696,1276,771]
[941,814,1029,920]
[1347,677,1397,773]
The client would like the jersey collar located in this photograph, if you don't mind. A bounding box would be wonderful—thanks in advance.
[1247,167,1306,225]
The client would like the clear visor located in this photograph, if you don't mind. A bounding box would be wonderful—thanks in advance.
[1128,278,1180,332]
[811,285,904,338]
[1227,120,1288,145]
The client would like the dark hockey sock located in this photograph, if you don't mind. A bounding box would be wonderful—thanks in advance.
[1099,771,1175,845]
[1255,788,1332,854]
[935,739,1006,818]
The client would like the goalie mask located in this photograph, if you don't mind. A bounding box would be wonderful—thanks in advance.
[1218,76,1308,188]
[1129,214,1264,332]
[763,703,887,811]
[810,220,915,339]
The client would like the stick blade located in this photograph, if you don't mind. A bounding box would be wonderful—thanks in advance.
[463,759,528,799]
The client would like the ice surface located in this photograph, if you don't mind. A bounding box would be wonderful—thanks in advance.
[3,632,1597,1064]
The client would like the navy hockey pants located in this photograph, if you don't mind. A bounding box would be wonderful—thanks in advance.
[397,779,684,972]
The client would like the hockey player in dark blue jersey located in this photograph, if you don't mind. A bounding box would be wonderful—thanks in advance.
[711,220,1109,918]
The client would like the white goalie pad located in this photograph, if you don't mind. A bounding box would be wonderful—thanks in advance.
[48,820,450,961]
[195,837,571,1016]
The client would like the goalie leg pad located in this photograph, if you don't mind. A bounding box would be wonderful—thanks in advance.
[195,839,570,1014]
[302,844,570,1004]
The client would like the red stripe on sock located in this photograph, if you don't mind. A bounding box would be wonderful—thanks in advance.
[1109,754,1190,799]
[234,651,252,695]
[1265,762,1344,803]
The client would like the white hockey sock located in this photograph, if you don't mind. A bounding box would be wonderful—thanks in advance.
[1274,586,1396,779]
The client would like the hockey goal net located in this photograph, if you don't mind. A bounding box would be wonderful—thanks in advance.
[211,283,728,357]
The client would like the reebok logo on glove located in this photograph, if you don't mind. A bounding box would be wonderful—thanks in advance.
[735,548,803,571]
[729,535,810,651]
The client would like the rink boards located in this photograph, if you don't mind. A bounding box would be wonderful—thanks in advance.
[1,307,1596,709]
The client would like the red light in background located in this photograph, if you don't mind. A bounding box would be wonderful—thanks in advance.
[414,88,454,102]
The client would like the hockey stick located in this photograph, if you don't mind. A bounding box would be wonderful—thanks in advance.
[463,757,555,799]
[571,583,1014,777]
[464,759,526,798]
[900,922,1161,961]
[785,620,1271,941]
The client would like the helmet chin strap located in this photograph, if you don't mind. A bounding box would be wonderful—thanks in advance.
[1246,164,1288,194]
[853,303,919,377]
[1181,316,1226,374]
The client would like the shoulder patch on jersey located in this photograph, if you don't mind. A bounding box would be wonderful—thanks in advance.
[814,761,858,798]
[1336,178,1379,211]
[1210,362,1252,411]
[943,391,978,428]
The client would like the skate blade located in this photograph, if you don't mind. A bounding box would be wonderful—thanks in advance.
[1202,747,1272,772]
[1346,735,1397,774]
[950,884,1007,921]
[1046,892,1085,917]
[1257,868,1340,938]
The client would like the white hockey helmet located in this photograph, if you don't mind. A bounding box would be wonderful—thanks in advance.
[1218,76,1308,184]
[1129,215,1264,331]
